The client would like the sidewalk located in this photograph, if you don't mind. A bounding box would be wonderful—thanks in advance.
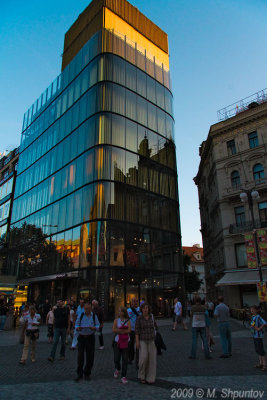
[0,318,266,399]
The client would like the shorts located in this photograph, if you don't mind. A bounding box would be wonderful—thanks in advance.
[253,338,266,356]
[175,315,182,323]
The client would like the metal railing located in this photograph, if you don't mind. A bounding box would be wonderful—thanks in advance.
[217,88,267,121]
[229,219,267,234]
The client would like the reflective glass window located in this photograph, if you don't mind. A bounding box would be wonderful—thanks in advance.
[112,85,125,116]
[113,56,125,86]
[138,125,150,158]
[137,96,147,126]
[126,62,136,92]
[156,82,165,109]
[137,69,146,98]
[96,114,112,145]
[126,152,138,186]
[112,147,125,183]
[112,114,125,148]
[81,184,94,222]
[126,90,136,120]
[126,119,137,153]
[84,151,94,183]
[73,190,82,226]
[110,182,124,221]
[147,76,156,104]
[95,147,111,180]
[147,103,157,132]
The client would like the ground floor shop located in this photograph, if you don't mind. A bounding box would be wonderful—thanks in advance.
[19,268,183,319]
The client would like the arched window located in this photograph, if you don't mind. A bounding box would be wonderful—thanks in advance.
[231,170,240,187]
[253,164,264,183]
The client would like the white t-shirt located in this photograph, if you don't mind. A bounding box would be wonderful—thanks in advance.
[24,313,41,330]
[192,312,206,328]
[174,302,182,316]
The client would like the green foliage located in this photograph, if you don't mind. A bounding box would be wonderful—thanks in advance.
[183,254,203,294]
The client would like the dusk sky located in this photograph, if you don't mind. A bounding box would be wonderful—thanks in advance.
[1,0,267,246]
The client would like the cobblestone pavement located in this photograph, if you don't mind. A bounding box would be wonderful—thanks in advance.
[0,319,266,399]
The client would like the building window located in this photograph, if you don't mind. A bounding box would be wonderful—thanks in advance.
[235,206,245,226]
[2,169,9,180]
[259,201,267,227]
[235,243,247,267]
[248,131,259,148]
[227,139,236,155]
[253,164,264,183]
[231,170,240,188]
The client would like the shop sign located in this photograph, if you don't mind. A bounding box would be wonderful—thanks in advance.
[257,282,267,303]
[257,229,267,266]
[244,233,257,269]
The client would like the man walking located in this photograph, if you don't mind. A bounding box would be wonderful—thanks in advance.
[70,299,85,350]
[214,296,232,358]
[48,299,70,362]
[189,297,211,360]
[75,302,99,381]
[172,298,188,331]
[127,298,141,366]
[92,299,104,349]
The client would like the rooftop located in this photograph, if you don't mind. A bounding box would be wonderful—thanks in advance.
[217,88,267,122]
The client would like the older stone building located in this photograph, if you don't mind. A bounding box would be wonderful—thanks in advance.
[195,90,267,307]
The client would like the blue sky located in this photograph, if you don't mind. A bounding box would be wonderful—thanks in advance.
[1,0,267,246]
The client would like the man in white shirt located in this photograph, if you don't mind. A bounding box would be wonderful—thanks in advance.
[70,299,85,350]
[172,298,188,331]
[74,302,99,381]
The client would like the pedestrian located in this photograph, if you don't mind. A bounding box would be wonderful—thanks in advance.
[42,299,51,324]
[207,300,214,318]
[92,299,104,349]
[46,306,55,343]
[187,300,192,318]
[172,298,188,331]
[48,299,70,362]
[214,296,232,358]
[189,297,211,360]
[70,299,85,350]
[74,302,99,381]
[112,307,131,384]
[19,305,41,364]
[0,300,8,331]
[250,305,267,371]
[19,304,29,344]
[127,298,141,366]
[135,302,157,384]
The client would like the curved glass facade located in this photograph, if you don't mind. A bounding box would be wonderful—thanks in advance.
[10,28,181,317]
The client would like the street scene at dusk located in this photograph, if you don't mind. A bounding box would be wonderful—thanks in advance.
[1,0,267,399]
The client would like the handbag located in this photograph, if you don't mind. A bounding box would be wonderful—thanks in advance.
[152,314,167,355]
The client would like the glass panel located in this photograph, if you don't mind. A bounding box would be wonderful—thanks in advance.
[95,147,111,180]
[126,62,136,92]
[72,226,80,268]
[96,114,112,144]
[126,119,137,153]
[111,147,125,182]
[113,56,125,86]
[138,125,150,157]
[147,75,156,104]
[148,103,157,132]
[126,90,136,120]
[150,168,159,193]
[73,190,82,226]
[136,69,146,98]
[148,130,158,161]
[84,151,94,184]
[137,96,147,126]
[156,82,165,109]
[157,109,166,136]
[126,152,138,186]
[112,114,125,148]
[112,85,125,115]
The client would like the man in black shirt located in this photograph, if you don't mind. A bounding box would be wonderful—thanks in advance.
[48,299,70,362]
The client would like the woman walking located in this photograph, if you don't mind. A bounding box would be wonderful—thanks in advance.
[135,302,157,384]
[112,307,131,384]
[19,306,41,364]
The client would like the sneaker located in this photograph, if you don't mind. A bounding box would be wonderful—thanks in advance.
[59,356,65,360]
[48,357,54,362]
[114,369,119,378]
[31,359,36,363]
[121,377,128,384]
[99,346,104,350]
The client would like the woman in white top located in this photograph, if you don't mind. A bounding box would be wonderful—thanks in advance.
[19,306,41,364]
[112,307,131,384]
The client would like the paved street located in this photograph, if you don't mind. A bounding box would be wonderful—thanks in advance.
[0,318,266,399]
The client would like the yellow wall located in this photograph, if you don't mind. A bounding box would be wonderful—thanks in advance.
[104,8,169,70]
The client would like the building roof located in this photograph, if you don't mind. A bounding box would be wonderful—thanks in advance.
[182,245,204,263]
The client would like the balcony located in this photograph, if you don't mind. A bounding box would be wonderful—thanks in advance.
[229,219,267,234]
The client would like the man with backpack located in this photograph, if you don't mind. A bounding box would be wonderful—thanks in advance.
[48,299,70,362]
[74,302,100,381]
[127,298,141,366]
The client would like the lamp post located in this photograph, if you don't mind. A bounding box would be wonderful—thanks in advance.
[240,189,263,282]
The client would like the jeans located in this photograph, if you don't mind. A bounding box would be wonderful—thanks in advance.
[50,328,66,359]
[191,327,210,359]
[0,315,7,330]
[77,334,95,377]
[98,326,104,347]
[114,345,128,377]
[219,322,232,355]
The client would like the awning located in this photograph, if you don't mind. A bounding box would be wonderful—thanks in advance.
[17,270,79,285]
[216,268,267,286]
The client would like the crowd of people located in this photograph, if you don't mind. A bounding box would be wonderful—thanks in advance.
[2,294,267,383]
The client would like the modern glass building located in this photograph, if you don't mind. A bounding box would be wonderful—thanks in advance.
[9,0,182,317]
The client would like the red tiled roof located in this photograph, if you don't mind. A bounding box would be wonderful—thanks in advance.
[182,246,204,263]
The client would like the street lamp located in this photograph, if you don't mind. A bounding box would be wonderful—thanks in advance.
[240,189,263,282]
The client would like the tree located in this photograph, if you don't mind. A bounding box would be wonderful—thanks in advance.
[183,253,203,295]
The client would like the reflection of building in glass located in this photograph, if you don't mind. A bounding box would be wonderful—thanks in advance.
[0,147,19,296]
[9,0,182,316]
